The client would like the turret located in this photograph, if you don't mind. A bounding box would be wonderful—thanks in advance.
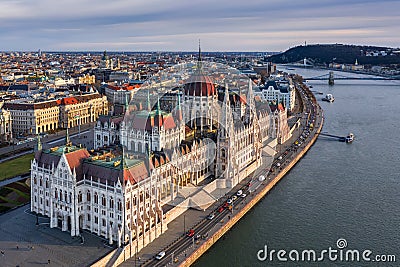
[65,127,71,146]
[245,79,255,124]
[35,134,42,152]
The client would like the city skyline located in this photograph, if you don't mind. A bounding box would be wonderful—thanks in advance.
[1,0,399,52]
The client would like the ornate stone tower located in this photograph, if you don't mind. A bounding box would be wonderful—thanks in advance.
[215,84,238,187]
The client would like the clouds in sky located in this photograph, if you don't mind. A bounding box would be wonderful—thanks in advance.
[0,0,399,51]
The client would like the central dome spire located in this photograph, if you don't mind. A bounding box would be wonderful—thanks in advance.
[184,42,216,97]
[197,39,202,70]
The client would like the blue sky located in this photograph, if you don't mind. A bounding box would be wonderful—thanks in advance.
[0,0,399,51]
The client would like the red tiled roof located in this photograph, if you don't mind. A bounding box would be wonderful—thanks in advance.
[124,161,149,184]
[60,96,79,105]
[269,102,285,112]
[230,93,246,104]
[65,149,91,177]
[131,112,177,131]
[163,115,177,130]
[184,73,216,97]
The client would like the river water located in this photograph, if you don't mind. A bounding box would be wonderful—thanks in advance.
[194,67,400,266]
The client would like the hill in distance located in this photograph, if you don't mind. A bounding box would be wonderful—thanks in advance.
[268,44,400,65]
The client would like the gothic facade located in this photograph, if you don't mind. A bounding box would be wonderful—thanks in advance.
[31,63,282,255]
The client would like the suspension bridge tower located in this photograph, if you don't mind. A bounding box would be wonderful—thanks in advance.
[328,71,334,85]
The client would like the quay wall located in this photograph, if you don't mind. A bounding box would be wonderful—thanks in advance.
[178,111,324,267]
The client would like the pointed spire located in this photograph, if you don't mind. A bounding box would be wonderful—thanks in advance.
[147,89,151,111]
[65,127,70,146]
[156,95,161,115]
[224,83,230,105]
[198,39,202,62]
[35,134,42,152]
[125,94,129,112]
[197,39,202,70]
[220,83,233,138]
[177,93,183,121]
[245,79,256,124]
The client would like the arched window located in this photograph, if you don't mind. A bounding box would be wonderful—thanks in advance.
[39,178,42,187]
[60,189,63,201]
[87,191,91,202]
[138,142,142,153]
[102,195,106,207]
[94,192,98,204]
[78,191,82,203]
[55,189,58,199]
[109,197,114,209]
[117,199,122,211]
[33,176,37,185]
[45,179,49,188]
[126,199,130,210]
[131,141,135,151]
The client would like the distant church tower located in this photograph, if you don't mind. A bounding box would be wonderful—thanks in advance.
[101,50,110,69]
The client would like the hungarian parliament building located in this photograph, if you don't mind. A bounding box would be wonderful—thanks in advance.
[30,59,291,253]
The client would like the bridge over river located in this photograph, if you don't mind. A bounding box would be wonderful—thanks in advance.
[304,71,400,85]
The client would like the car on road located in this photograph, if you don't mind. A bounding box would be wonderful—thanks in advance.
[276,163,281,167]
[237,190,243,196]
[155,251,166,260]
[231,195,237,201]
[240,193,247,198]
[278,156,282,160]
[187,229,195,237]
[259,175,265,181]
[227,198,233,204]
[207,214,215,220]
[218,206,225,213]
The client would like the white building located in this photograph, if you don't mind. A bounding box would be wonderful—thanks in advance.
[94,115,123,149]
[31,57,286,258]
[258,78,296,112]
[0,107,12,142]
[109,71,132,82]
[4,93,108,135]
[104,84,138,105]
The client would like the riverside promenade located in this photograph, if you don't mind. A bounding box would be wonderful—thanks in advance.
[109,78,323,267]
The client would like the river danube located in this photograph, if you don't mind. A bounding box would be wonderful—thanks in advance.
[195,67,400,266]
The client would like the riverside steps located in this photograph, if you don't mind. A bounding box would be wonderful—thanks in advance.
[111,76,323,267]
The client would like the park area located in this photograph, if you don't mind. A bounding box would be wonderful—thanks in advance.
[0,153,33,213]
[0,153,33,181]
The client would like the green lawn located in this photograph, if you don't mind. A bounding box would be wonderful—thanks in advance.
[0,153,34,181]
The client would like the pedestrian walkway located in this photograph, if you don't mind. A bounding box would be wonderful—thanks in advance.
[0,175,28,188]
[0,204,112,267]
